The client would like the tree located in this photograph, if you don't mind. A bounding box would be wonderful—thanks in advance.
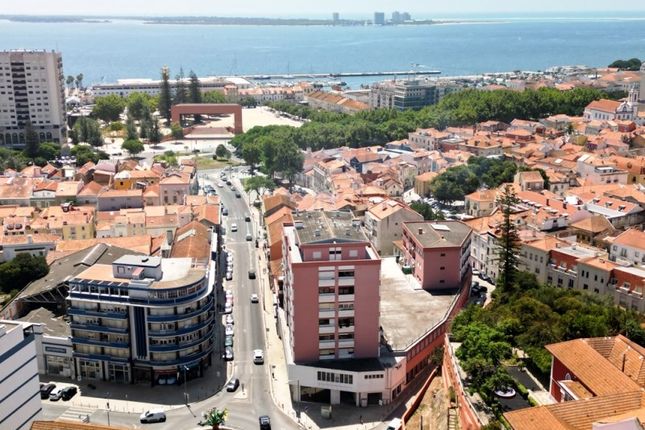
[154,150,178,167]
[273,140,303,183]
[215,144,231,160]
[73,117,104,147]
[23,121,40,159]
[608,58,642,71]
[158,66,172,124]
[189,70,202,103]
[203,91,226,104]
[0,253,49,295]
[71,145,100,165]
[202,407,227,430]
[75,73,84,90]
[171,122,184,139]
[495,184,521,297]
[410,201,444,221]
[241,141,262,174]
[148,120,161,145]
[239,96,258,107]
[66,75,75,89]
[37,142,61,161]
[174,68,188,105]
[127,92,155,120]
[92,95,126,122]
[125,115,138,141]
[121,139,144,157]
[244,176,275,197]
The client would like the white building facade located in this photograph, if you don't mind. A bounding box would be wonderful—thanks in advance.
[0,321,42,430]
[0,50,66,146]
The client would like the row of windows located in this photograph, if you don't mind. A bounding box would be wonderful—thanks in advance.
[317,371,353,384]
[364,374,383,379]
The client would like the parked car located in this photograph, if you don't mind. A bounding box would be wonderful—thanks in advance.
[259,415,271,430]
[226,314,234,325]
[224,304,233,314]
[225,324,234,336]
[235,192,241,198]
[140,410,166,423]
[248,270,256,279]
[386,418,402,430]
[251,293,259,303]
[225,336,234,347]
[245,215,251,222]
[226,271,233,281]
[231,223,238,232]
[222,207,229,216]
[40,383,56,399]
[226,378,240,392]
[61,386,78,401]
[49,388,64,401]
[253,349,264,364]
[223,346,234,361]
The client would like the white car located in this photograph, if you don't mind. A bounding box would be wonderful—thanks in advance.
[231,223,238,232]
[225,324,234,336]
[217,182,225,188]
[225,289,233,298]
[224,304,233,314]
[226,271,233,281]
[140,410,166,423]
[49,388,64,401]
[250,293,259,303]
[226,314,234,325]
[227,254,234,263]
[253,349,264,364]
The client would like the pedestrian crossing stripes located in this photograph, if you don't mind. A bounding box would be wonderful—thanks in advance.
[58,405,96,422]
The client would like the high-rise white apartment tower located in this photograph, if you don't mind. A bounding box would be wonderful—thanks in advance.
[0,50,66,146]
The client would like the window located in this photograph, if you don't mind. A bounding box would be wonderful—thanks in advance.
[339,317,354,328]
[349,250,358,258]
[338,271,354,278]
[313,251,322,260]
[319,334,334,341]
[319,318,332,326]
[318,271,334,281]
[339,287,354,295]
[440,266,445,270]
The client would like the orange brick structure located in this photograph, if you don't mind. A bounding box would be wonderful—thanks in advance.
[170,103,243,134]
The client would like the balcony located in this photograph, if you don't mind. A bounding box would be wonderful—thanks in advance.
[68,308,128,320]
[136,342,214,367]
[147,297,213,322]
[338,309,354,318]
[318,279,335,287]
[338,339,355,348]
[338,278,355,286]
[148,315,214,337]
[72,337,129,349]
[319,309,336,319]
[318,293,336,303]
[338,294,355,302]
[318,340,336,349]
[338,325,355,334]
[70,323,128,334]
[319,325,335,334]
[149,335,211,353]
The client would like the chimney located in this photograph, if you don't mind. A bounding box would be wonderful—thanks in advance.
[166,229,174,245]
[563,202,568,209]
[546,198,550,207]
[418,228,423,235]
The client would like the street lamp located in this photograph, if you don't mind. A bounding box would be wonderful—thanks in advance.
[106,392,110,426]
[183,365,190,405]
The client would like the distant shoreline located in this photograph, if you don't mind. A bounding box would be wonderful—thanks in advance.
[0,14,503,26]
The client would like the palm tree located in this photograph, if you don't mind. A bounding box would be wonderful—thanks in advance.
[203,408,228,430]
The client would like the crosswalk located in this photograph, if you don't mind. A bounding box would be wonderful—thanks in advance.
[57,405,96,423]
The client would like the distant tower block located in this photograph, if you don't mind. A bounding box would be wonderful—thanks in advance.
[332,12,340,22]
[639,62,645,104]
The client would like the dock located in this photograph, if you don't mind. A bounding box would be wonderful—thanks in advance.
[242,70,441,80]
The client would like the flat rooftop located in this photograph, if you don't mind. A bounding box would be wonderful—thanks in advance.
[293,210,365,244]
[114,255,161,268]
[405,221,471,249]
[73,258,206,290]
[18,307,70,338]
[380,257,459,352]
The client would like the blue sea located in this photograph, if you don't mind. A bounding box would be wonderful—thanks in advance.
[1,14,645,87]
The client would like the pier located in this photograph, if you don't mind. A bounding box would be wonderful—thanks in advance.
[242,70,441,80]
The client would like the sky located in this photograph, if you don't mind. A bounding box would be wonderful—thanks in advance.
[3,0,644,17]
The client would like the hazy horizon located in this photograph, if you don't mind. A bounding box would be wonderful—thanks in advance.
[2,1,645,18]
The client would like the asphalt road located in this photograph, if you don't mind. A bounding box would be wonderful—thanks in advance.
[42,166,297,430]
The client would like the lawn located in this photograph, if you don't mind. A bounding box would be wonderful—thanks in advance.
[195,156,241,170]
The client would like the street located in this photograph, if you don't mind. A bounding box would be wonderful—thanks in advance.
[41,166,298,430]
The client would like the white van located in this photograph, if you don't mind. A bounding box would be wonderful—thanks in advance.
[386,418,402,430]
[140,409,166,423]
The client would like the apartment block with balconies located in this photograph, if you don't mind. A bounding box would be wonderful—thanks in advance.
[67,255,215,385]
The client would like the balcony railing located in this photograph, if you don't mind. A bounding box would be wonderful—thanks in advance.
[70,323,128,334]
[318,340,336,349]
[319,325,335,334]
[338,294,355,302]
[318,293,336,303]
[135,342,214,367]
[319,309,335,318]
[148,315,214,337]
[147,297,214,322]
[149,335,211,353]
[68,308,128,319]
[72,337,129,349]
